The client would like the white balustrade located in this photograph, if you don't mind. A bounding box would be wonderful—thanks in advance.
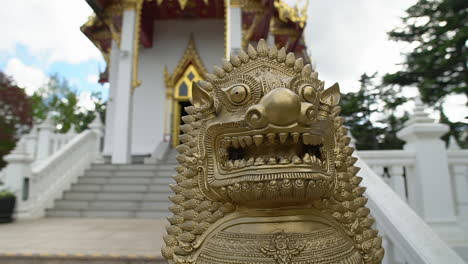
[448,150,468,220]
[0,116,104,219]
[356,155,466,264]
[358,150,414,202]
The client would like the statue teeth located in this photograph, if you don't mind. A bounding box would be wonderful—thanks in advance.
[279,157,289,164]
[292,155,302,164]
[267,133,276,144]
[291,132,300,143]
[243,136,253,146]
[231,137,240,148]
[267,157,277,165]
[238,159,246,168]
[303,153,312,164]
[253,135,264,146]
[224,137,232,148]
[238,137,246,148]
[279,133,288,144]
[310,135,324,145]
[254,157,265,165]
[311,155,317,163]
[234,160,241,168]
[302,133,312,145]
[246,157,254,166]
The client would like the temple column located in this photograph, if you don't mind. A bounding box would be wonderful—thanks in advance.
[111,7,137,164]
[225,0,242,57]
[397,97,457,224]
[103,40,119,156]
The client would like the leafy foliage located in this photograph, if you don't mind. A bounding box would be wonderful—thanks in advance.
[0,190,15,198]
[0,72,106,170]
[340,73,408,150]
[32,74,106,133]
[0,73,33,168]
[383,0,468,105]
[440,108,468,148]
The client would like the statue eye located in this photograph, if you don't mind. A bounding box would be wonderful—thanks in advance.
[301,85,317,103]
[227,85,249,104]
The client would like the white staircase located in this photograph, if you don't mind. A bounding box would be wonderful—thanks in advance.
[46,150,178,219]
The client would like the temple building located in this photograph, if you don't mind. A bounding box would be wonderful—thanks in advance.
[81,0,310,164]
[0,1,467,263]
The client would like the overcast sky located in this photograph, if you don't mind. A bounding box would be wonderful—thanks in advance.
[0,0,466,122]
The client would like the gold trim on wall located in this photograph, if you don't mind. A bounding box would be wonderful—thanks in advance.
[164,37,208,146]
[164,36,208,97]
[132,0,144,90]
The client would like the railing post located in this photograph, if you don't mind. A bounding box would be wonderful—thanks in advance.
[389,166,406,201]
[397,97,457,225]
[452,165,468,220]
[36,113,55,161]
[89,115,105,162]
[67,124,78,138]
[3,138,33,200]
[24,125,38,161]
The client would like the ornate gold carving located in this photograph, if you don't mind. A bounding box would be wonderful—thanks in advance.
[132,0,144,90]
[165,37,208,95]
[122,0,140,10]
[260,233,305,264]
[80,15,111,63]
[152,0,210,9]
[165,37,207,147]
[274,0,309,28]
[162,39,384,264]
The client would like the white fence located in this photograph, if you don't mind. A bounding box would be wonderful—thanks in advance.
[0,114,104,218]
[359,148,468,225]
[355,98,468,262]
[356,156,466,264]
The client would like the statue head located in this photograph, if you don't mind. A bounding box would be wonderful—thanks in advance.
[164,39,383,264]
[189,40,342,207]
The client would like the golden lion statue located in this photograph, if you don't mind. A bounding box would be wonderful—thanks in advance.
[162,39,384,264]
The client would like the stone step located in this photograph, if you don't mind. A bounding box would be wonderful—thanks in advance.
[46,160,176,219]
[91,164,159,170]
[0,255,166,264]
[46,209,170,219]
[79,176,174,185]
[90,164,176,171]
[70,183,171,192]
[63,191,172,202]
[54,200,171,211]
[84,170,175,178]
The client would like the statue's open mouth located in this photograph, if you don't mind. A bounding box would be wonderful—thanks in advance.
[216,130,329,173]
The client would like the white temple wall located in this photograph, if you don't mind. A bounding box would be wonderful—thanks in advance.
[130,19,224,155]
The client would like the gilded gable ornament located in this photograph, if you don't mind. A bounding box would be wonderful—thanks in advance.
[162,39,385,264]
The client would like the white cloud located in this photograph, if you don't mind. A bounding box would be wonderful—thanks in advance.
[4,58,48,95]
[442,95,468,123]
[305,0,467,123]
[87,74,98,84]
[0,0,101,65]
[306,0,418,93]
[77,91,96,111]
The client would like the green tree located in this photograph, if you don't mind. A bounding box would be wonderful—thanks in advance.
[32,74,106,133]
[0,72,33,169]
[341,73,408,150]
[383,0,468,105]
[440,108,468,148]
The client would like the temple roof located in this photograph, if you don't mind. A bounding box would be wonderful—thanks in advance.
[82,0,309,83]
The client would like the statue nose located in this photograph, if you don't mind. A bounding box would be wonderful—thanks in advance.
[260,88,300,126]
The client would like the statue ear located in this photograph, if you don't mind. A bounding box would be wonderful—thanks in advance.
[321,82,341,106]
[191,81,213,109]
